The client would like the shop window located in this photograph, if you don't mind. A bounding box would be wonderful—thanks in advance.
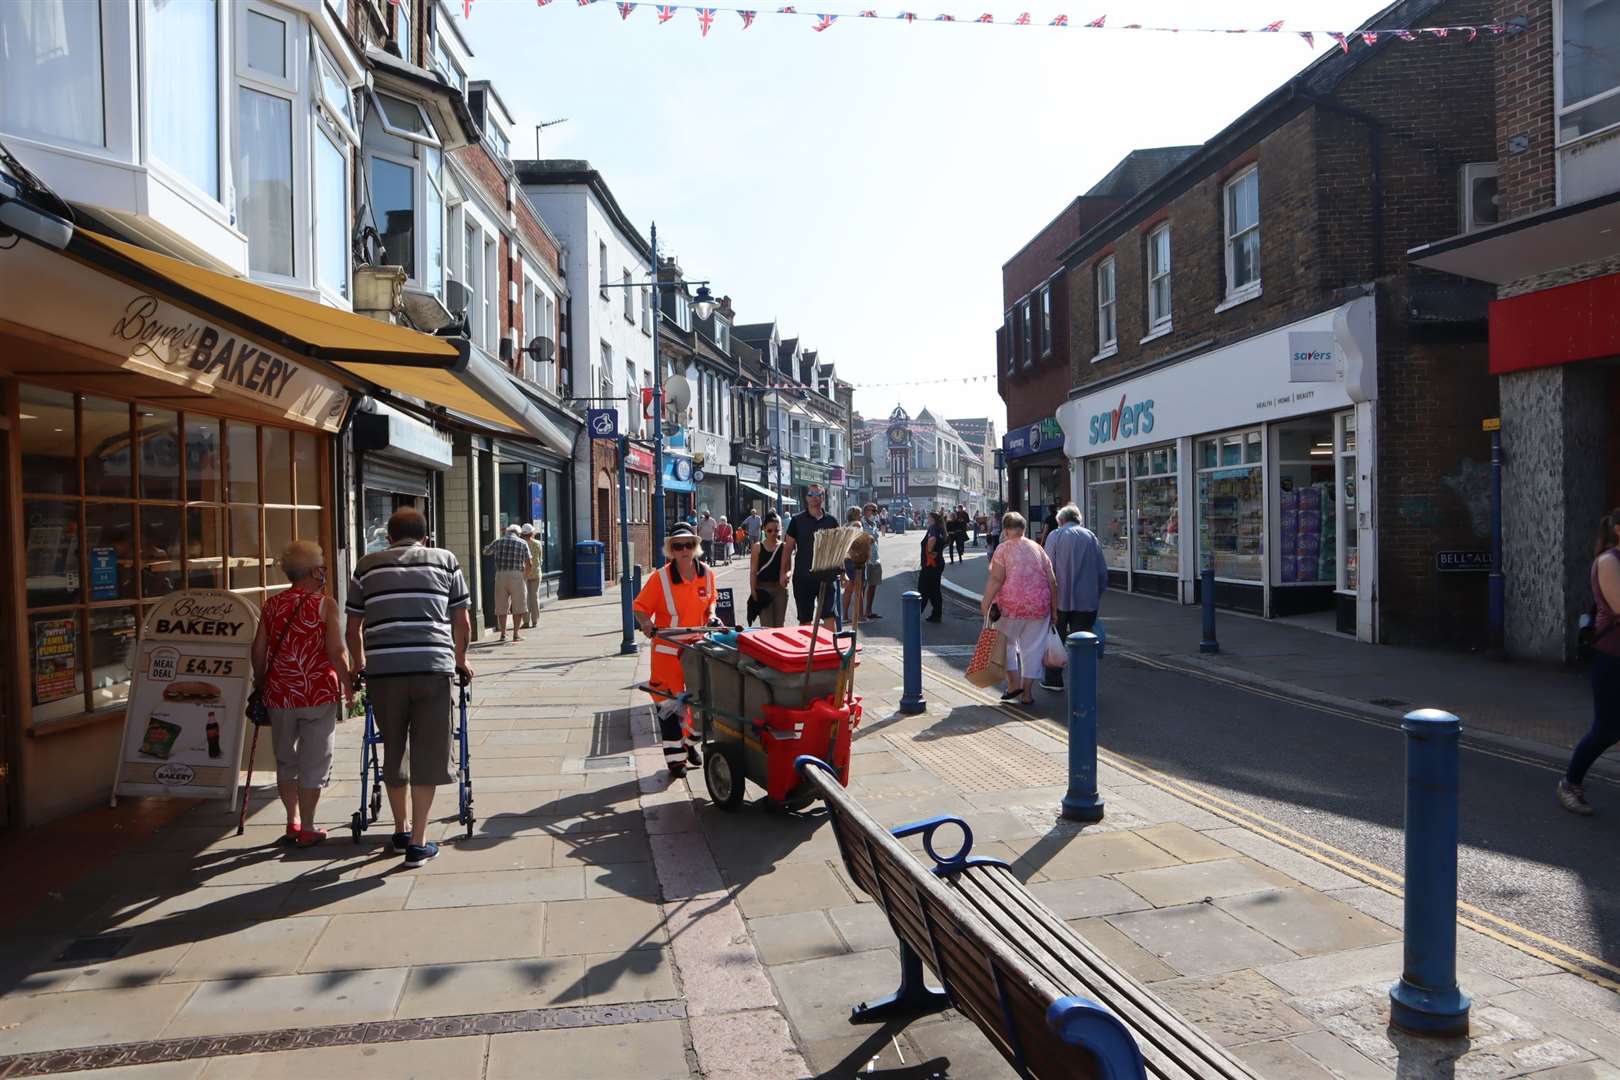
[1131,446,1179,575]
[1085,455,1128,570]
[1197,430,1263,581]
[0,0,106,148]
[1223,168,1261,300]
[17,385,325,726]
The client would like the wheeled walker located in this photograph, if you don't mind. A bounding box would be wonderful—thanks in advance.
[350,670,475,842]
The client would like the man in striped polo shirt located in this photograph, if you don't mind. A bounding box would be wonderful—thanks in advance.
[345,507,473,868]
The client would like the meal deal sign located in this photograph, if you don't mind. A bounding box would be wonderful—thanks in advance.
[114,591,259,806]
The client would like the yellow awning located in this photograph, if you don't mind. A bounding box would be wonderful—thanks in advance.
[337,361,525,433]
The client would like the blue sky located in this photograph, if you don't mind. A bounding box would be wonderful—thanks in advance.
[460,0,1395,429]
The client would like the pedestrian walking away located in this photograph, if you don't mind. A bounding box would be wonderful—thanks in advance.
[987,512,1002,557]
[784,483,841,627]
[949,507,970,562]
[1041,504,1109,691]
[981,511,1058,705]
[750,512,790,627]
[861,502,884,619]
[918,510,947,622]
[483,524,532,642]
[346,508,474,869]
[634,523,717,777]
[715,517,734,564]
[1562,507,1620,815]
[697,510,717,564]
[520,522,545,628]
[251,541,353,848]
[741,508,763,557]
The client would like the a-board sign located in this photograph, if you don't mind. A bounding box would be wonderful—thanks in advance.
[113,591,259,806]
[714,587,737,628]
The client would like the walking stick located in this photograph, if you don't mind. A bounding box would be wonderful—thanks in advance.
[236,720,262,836]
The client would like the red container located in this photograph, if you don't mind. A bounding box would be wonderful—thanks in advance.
[739,626,855,672]
[759,697,860,802]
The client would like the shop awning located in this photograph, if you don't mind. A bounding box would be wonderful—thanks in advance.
[56,229,559,444]
[741,479,795,506]
[1407,188,1620,285]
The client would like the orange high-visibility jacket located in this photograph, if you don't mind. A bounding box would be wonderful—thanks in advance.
[633,562,716,698]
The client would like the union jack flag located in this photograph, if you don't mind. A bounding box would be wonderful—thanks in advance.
[1123,22,1139,28]
[618,1,635,15]
[859,9,877,15]
[1298,30,1314,47]
[1488,23,1509,33]
[463,0,473,14]
[1360,31,1378,44]
[1328,30,1349,51]
[777,6,795,12]
[699,7,714,33]
[812,12,836,30]
[1430,26,1449,37]
[739,8,756,26]
[1050,14,1068,26]
[1260,19,1283,31]
[1085,14,1104,27]
[897,10,916,19]
[934,13,954,21]
[577,1,591,7]
[975,13,993,22]
[1015,12,1030,24]
[657,4,675,21]
[536,0,553,6]
[1465,26,1477,40]
[1396,29,1416,40]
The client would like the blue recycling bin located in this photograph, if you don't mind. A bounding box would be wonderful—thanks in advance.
[574,540,605,597]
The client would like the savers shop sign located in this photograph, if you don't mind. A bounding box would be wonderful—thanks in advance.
[113,591,259,807]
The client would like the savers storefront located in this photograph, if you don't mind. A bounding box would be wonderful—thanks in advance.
[0,228,535,827]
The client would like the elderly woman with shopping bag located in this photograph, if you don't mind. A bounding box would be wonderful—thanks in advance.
[977,512,1059,705]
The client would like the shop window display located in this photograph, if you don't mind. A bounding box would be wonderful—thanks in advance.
[1197,431,1263,581]
[1275,416,1337,585]
[1339,413,1358,592]
[1085,454,1128,569]
[1131,446,1179,575]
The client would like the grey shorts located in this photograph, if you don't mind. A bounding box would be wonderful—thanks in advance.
[269,702,339,788]
[866,562,883,586]
[494,570,528,618]
[369,674,454,786]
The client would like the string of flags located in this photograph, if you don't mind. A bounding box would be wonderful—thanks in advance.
[485,0,1521,48]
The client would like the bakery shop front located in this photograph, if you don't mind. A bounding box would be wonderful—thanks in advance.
[0,227,532,828]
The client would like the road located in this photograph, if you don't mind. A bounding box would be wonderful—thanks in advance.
[845,530,1620,977]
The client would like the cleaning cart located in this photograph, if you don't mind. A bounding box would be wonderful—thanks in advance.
[660,625,861,811]
[349,670,475,842]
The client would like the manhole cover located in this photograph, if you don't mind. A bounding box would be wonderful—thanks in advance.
[582,755,633,771]
[888,728,1068,793]
[57,934,135,963]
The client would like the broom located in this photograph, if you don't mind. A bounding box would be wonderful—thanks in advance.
[801,525,865,695]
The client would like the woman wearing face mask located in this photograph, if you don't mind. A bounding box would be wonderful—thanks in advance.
[251,541,353,847]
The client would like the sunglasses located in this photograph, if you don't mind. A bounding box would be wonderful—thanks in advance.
[669,540,698,551]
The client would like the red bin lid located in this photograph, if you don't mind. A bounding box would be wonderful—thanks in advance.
[738,627,855,672]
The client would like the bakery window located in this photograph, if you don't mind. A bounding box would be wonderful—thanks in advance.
[17,382,327,727]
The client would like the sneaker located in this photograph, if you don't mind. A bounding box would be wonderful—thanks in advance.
[667,764,687,780]
[1558,779,1595,816]
[1039,681,1065,692]
[686,744,702,768]
[403,841,440,868]
[391,831,410,852]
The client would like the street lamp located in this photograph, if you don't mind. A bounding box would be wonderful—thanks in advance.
[691,285,717,322]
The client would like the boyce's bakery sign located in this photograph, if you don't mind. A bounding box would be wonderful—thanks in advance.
[0,240,349,432]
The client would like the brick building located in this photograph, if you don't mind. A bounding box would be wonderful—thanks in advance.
[1411,0,1620,661]
[1042,0,1500,644]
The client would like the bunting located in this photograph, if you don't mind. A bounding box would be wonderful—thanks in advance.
[515,1,1521,44]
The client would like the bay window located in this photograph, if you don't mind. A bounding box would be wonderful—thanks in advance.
[149,0,221,200]
[237,87,294,277]
[371,156,416,275]
[314,124,348,297]
[0,0,106,148]
[1558,0,1620,143]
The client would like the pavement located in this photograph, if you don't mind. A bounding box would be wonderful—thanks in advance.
[1,561,1619,1079]
[939,548,1595,756]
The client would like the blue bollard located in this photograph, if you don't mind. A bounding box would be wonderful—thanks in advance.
[633,564,643,603]
[900,590,927,715]
[1061,632,1104,822]
[1200,567,1220,654]
[1389,708,1470,1037]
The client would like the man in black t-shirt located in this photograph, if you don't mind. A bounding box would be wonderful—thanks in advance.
[783,484,841,626]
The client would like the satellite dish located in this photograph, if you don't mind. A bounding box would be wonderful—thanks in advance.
[664,374,692,415]
[524,336,555,363]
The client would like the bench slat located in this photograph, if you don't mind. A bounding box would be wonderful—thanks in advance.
[961,865,1256,1080]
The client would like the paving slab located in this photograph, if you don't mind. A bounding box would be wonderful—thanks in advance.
[1153,969,1317,1047]
[1215,888,1400,957]
[731,861,855,918]
[277,873,416,916]
[49,1064,206,1080]
[1011,829,1181,880]
[1134,823,1240,863]
[404,867,585,909]
[1203,827,1361,892]
[302,903,543,971]
[584,947,677,1003]
[1288,1029,1396,1079]
[800,1032,917,1078]
[769,949,900,1042]
[394,956,587,1016]
[163,967,408,1037]
[1260,939,1516,1000]
[1107,903,1297,977]
[748,910,847,965]
[417,835,557,874]
[1518,975,1620,1037]
[1114,857,1298,907]
[195,1035,489,1078]
[542,897,667,955]
[0,982,197,1055]
[100,884,298,929]
[585,860,660,899]
[485,1020,689,1080]
[663,897,781,1017]
[906,1017,1023,1078]
[1233,1038,1341,1079]
[689,1008,810,1080]
[1025,876,1152,920]
[162,917,330,983]
[827,903,899,954]
[1068,917,1180,983]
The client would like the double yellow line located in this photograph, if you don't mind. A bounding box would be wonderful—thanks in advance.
[918,659,1620,994]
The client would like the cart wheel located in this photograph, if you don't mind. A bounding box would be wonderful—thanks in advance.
[704,743,747,811]
[369,784,382,821]
[350,811,364,844]
[465,813,475,840]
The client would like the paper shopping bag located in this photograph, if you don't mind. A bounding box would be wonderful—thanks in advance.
[965,621,1008,688]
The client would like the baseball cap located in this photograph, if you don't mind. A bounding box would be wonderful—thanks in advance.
[505,523,520,533]
[520,523,535,535]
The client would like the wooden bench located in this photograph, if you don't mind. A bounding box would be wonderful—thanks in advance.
[795,757,1261,1080]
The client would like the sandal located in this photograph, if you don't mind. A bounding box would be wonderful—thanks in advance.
[277,823,301,846]
[294,828,328,847]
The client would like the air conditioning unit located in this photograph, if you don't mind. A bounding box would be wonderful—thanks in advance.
[1460,162,1500,234]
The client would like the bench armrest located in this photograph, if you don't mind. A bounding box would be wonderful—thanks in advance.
[890,816,974,870]
[1046,996,1147,1080]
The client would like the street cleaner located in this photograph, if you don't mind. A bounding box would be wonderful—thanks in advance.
[633,523,717,778]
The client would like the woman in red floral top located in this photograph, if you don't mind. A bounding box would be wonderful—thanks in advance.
[251,541,353,846]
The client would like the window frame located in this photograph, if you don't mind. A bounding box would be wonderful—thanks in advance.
[599,240,609,299]
[1554,0,1620,147]
[145,0,226,207]
[1020,298,1033,368]
[1146,223,1172,332]
[623,269,635,322]
[1222,166,1262,303]
[368,89,439,148]
[1040,285,1052,357]
[1095,255,1118,359]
